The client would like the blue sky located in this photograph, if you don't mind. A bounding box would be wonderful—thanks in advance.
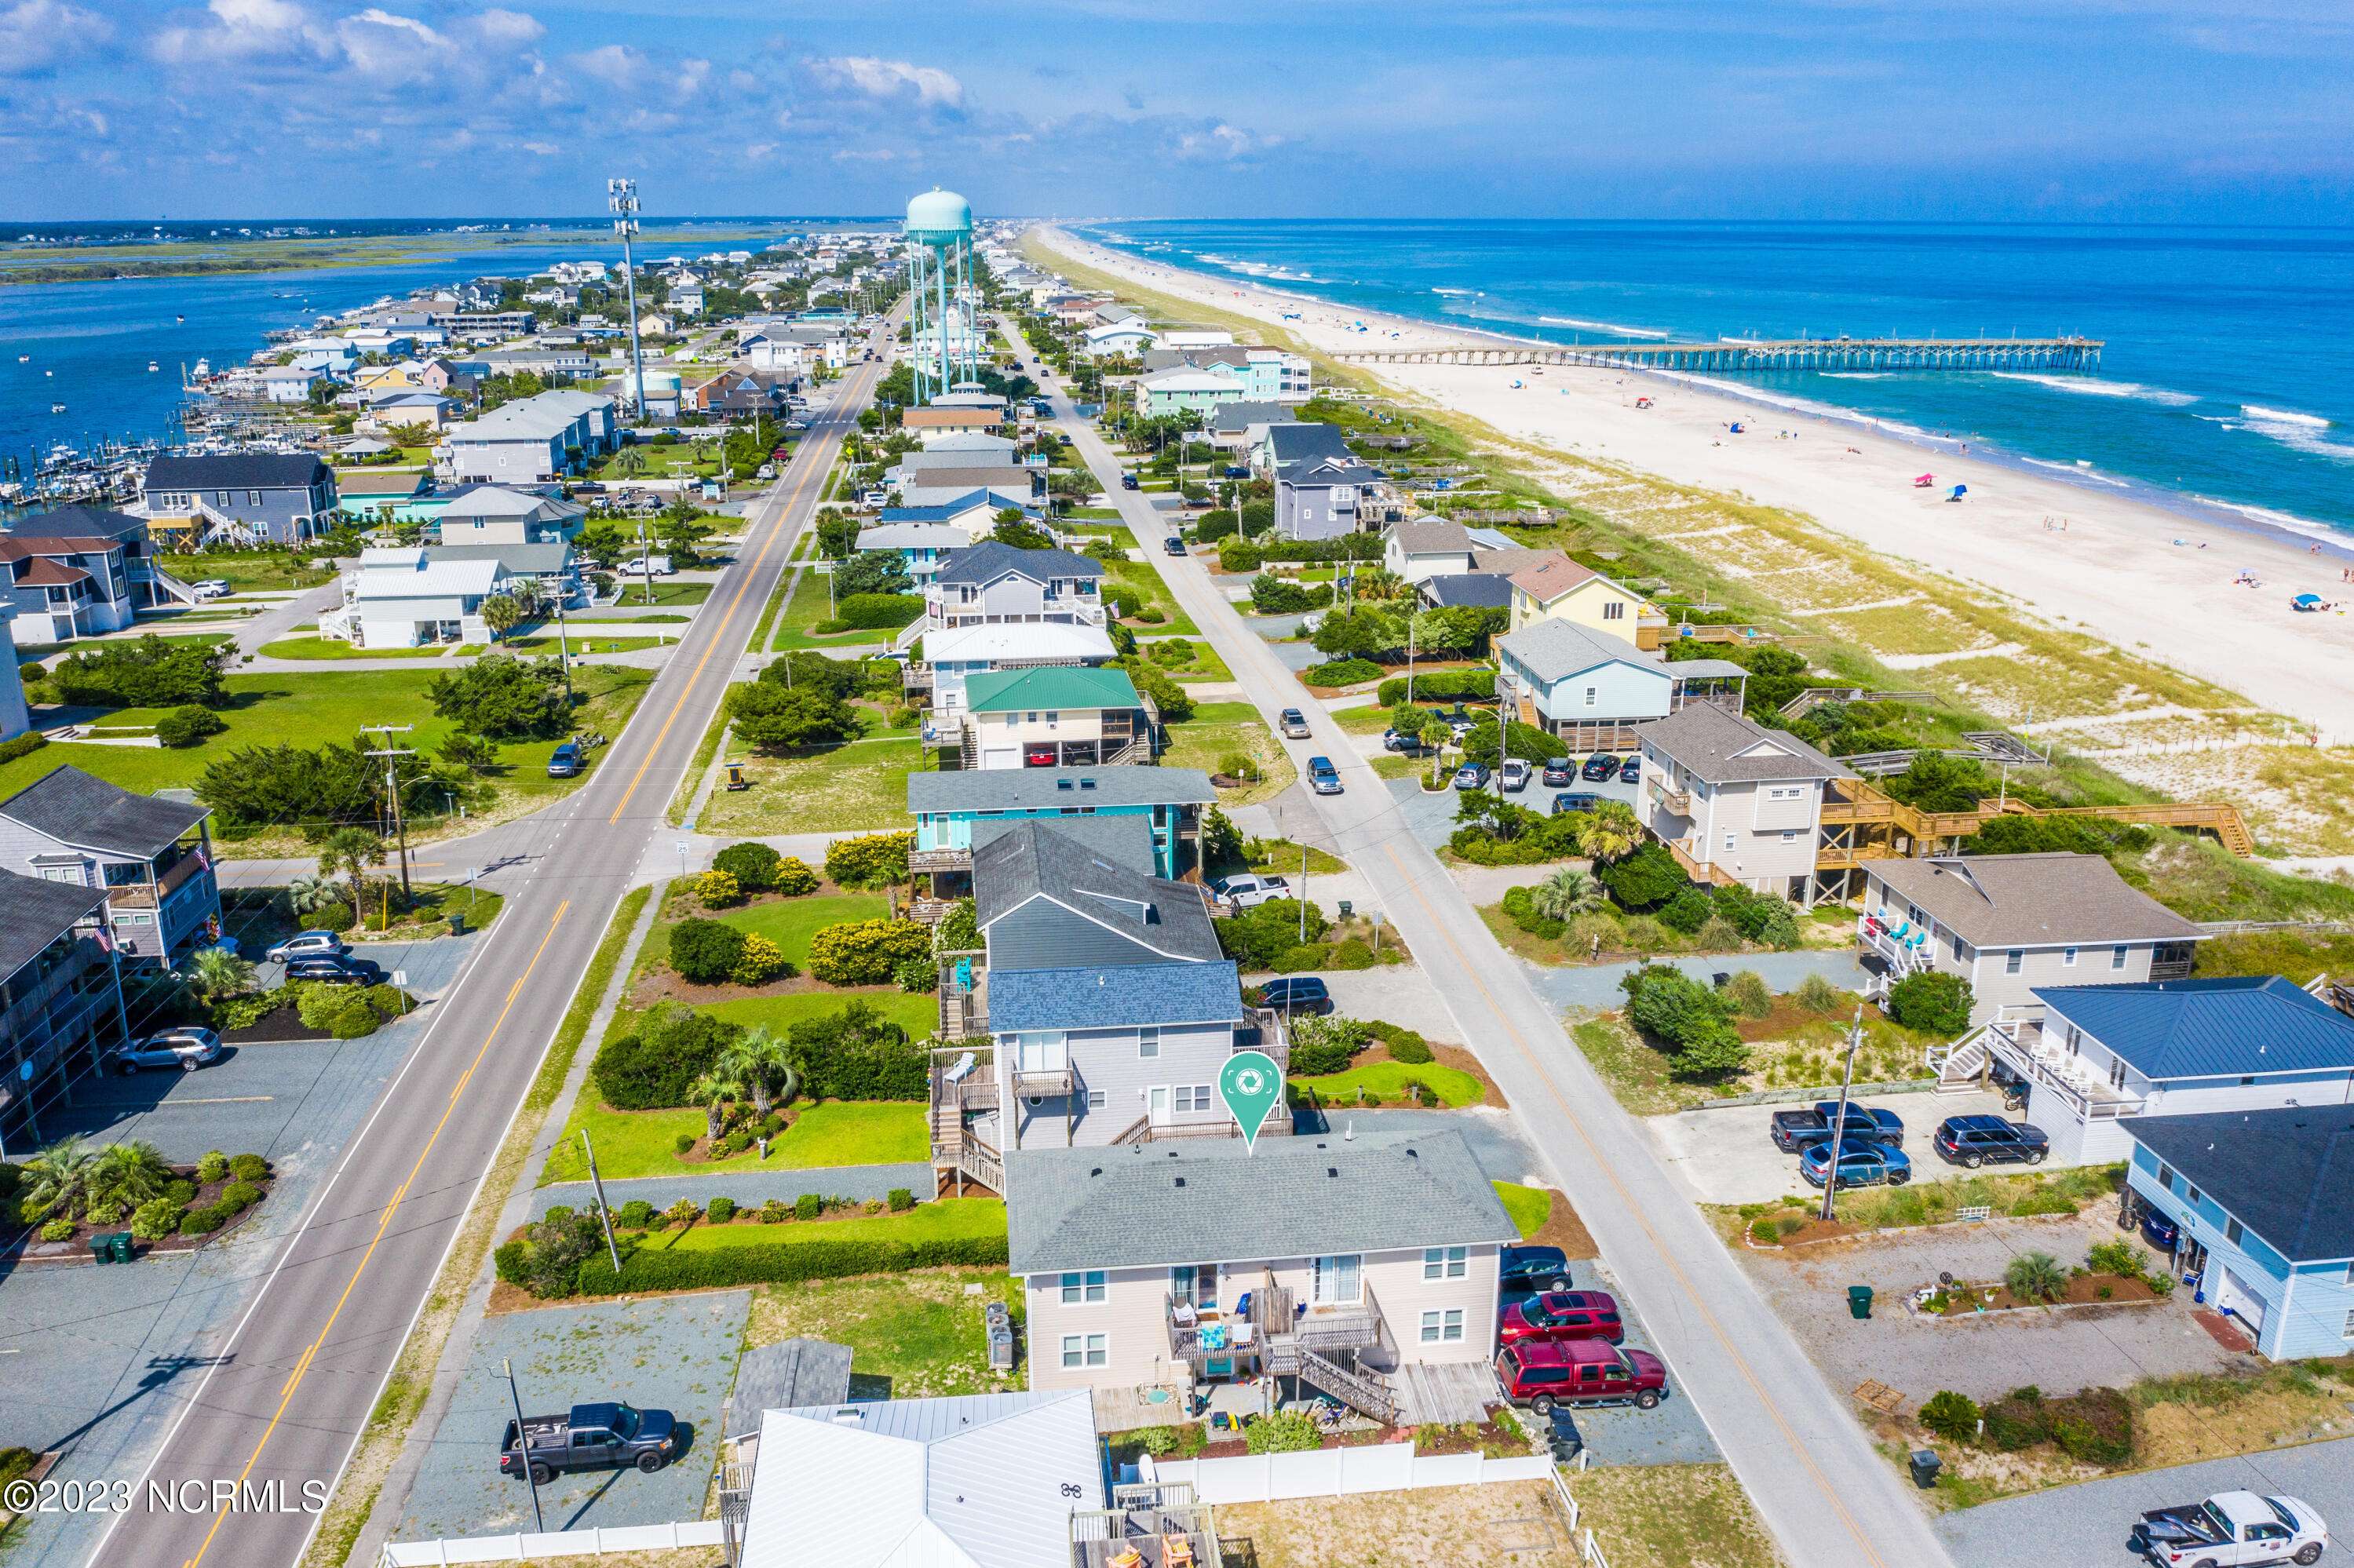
[2,0,2348,223]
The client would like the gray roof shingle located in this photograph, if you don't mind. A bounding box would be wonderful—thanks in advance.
[2124,1107,2354,1263]
[1266,424,1353,465]
[987,959,1242,1034]
[973,822,1219,963]
[1418,573,1514,610]
[1640,703,1843,784]
[0,866,105,977]
[1006,1129,1517,1276]
[0,764,208,858]
[144,453,330,492]
[907,767,1213,815]
[1498,618,1662,684]
[935,541,1104,589]
[970,813,1155,874]
[728,1339,853,1439]
[1865,854,2201,950]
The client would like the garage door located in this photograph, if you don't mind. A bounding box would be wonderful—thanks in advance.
[2216,1267,2268,1336]
[981,748,1019,769]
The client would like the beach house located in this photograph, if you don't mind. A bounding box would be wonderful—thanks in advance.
[1261,424,1386,542]
[141,452,338,546]
[0,765,221,971]
[1139,368,1250,420]
[902,406,1005,443]
[340,547,511,648]
[1082,321,1155,358]
[1856,853,2201,1023]
[907,767,1214,899]
[440,389,616,485]
[1637,703,1844,899]
[0,516,148,640]
[1507,556,1668,648]
[1381,518,1481,582]
[1496,619,1677,749]
[413,483,586,546]
[1975,975,2354,1168]
[1009,1130,1516,1425]
[1207,399,1298,451]
[853,522,973,586]
[956,667,1155,771]
[0,868,127,1148]
[928,542,1107,632]
[908,620,1119,734]
[2121,1107,2354,1360]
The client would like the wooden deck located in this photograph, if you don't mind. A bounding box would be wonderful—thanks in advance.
[1389,1360,1498,1427]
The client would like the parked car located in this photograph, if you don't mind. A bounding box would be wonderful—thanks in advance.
[283,954,387,988]
[1770,1104,1906,1151]
[1498,1290,1624,1347]
[1213,873,1292,910]
[2131,1491,2327,1566]
[1932,1114,2050,1168]
[266,930,349,965]
[1381,726,1430,754]
[1306,756,1343,795]
[113,1028,223,1074]
[1163,536,1187,556]
[1499,759,1531,793]
[1498,1245,1573,1294]
[1256,976,1334,1016]
[1222,465,1250,479]
[1495,1340,1668,1413]
[1552,792,1602,815]
[617,555,675,577]
[192,578,232,600]
[498,1402,680,1485]
[1798,1139,1913,1189]
[2140,1209,2181,1253]
[1579,752,1619,782]
[546,740,586,778]
[1024,745,1059,768]
[1452,762,1491,790]
[1542,757,1575,786]
[1279,709,1312,738]
[1619,755,1641,784]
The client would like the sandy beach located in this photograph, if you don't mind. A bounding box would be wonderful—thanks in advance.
[1035,228,2354,742]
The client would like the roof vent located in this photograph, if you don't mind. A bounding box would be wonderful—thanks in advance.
[1327,1167,1339,1178]
[1089,1167,1102,1178]
[1406,1148,1419,1159]
[1079,778,1097,790]
[1057,779,1073,791]
[830,1408,864,1425]
[1173,1176,1186,1187]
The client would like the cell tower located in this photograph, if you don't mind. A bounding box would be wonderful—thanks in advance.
[903,187,976,406]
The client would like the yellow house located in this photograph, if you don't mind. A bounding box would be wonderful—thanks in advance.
[1507,556,1668,649]
[354,361,425,394]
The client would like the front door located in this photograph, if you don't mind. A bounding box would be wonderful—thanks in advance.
[1148,1086,1173,1125]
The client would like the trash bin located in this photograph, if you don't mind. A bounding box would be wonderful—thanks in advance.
[1337,900,1353,921]
[447,912,466,936]
[89,1233,115,1265]
[1546,1406,1584,1460]
[1908,1449,1942,1489]
[109,1232,134,1264]
[1847,1285,1874,1320]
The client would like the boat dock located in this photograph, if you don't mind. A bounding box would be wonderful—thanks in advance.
[1333,335,2103,374]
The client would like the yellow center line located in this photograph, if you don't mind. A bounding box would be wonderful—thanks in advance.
[605,366,878,827]
[1376,841,1886,1566]
[182,902,571,1568]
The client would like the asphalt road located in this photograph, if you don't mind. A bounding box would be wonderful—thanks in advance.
[1012,308,1954,1568]
[86,334,891,1568]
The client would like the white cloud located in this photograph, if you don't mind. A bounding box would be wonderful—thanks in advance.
[0,0,110,74]
[815,55,965,108]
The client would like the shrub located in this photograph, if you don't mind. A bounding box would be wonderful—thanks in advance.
[52,635,228,709]
[425,652,566,738]
[1500,885,1566,940]
[1889,971,1973,1034]
[40,1217,76,1242]
[887,1187,914,1212]
[130,1197,184,1241]
[1918,1390,1984,1443]
[773,856,820,895]
[728,682,861,749]
[197,1150,229,1183]
[1794,973,1841,1012]
[296,983,381,1039]
[513,1208,612,1300]
[217,1180,262,1213]
[662,1198,702,1228]
[618,1199,658,1228]
[712,841,782,892]
[1135,1425,1179,1457]
[670,918,748,984]
[834,593,925,630]
[227,1154,270,1183]
[1656,887,1713,935]
[310,900,356,933]
[2047,1388,2134,1466]
[787,1003,925,1099]
[825,831,913,888]
[2004,1250,2066,1303]
[573,1231,1009,1296]
[731,932,790,986]
[164,1179,196,1207]
[759,1198,790,1223]
[1216,899,1330,969]
[808,918,931,986]
[1378,1027,1434,1066]
[2086,1238,2146,1278]
[1243,1409,1323,1454]
[1982,1387,2048,1450]
[85,1199,124,1226]
[156,706,228,749]
[1747,1215,1780,1245]
[674,1132,696,1155]
[1376,669,1494,707]
[1597,843,1688,911]
[494,1239,531,1285]
[697,869,744,909]
[707,1196,736,1224]
[1273,943,1330,973]
[794,1192,822,1221]
[894,954,937,993]
[1327,937,1376,970]
[179,1206,225,1236]
[1303,657,1385,687]
[1724,971,1774,1019]
[16,662,44,687]
[1288,1016,1372,1077]
[593,1005,738,1110]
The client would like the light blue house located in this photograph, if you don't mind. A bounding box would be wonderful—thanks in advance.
[906,766,1216,892]
[2123,1107,2354,1360]
[1494,617,1672,751]
[853,521,973,585]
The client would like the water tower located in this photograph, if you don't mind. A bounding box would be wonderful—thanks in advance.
[903,187,976,405]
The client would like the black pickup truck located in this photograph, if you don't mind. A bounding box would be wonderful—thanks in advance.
[498,1402,678,1483]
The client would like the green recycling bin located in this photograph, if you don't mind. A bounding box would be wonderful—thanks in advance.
[1848,1285,1874,1320]
[109,1231,134,1264]
[89,1233,114,1265]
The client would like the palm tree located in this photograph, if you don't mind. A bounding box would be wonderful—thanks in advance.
[317,827,386,910]
[2005,1250,2067,1303]
[87,1140,173,1209]
[18,1138,93,1220]
[1419,714,1454,788]
[718,1028,792,1117]
[285,872,341,915]
[686,1067,743,1144]
[1574,800,1643,865]
[187,945,254,1001]
[1532,868,1604,922]
[480,593,524,643]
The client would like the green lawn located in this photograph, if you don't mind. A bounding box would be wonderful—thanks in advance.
[157,552,335,592]
[698,735,925,834]
[1161,702,1294,805]
[770,571,896,652]
[1144,640,1232,684]
[457,633,666,656]
[542,1098,927,1185]
[1494,1181,1551,1239]
[606,580,713,608]
[1286,1058,1485,1109]
[1105,559,1199,636]
[718,892,890,965]
[746,1271,1021,1398]
[260,636,452,661]
[700,988,936,1041]
[653,1198,1004,1252]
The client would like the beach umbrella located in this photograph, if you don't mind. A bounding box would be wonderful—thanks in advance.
[2293,593,2323,611]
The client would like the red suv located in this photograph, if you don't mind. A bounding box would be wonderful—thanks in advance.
[1495,1339,1667,1412]
[1498,1290,1623,1347]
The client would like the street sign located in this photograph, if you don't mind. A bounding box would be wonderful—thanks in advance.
[391,970,408,989]
[1218,1050,1283,1152]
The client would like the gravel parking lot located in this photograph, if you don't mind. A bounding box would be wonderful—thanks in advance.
[1526,1256,1723,1468]
[1646,1087,2015,1205]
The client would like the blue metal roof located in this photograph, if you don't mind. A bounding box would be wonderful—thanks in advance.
[2033,975,2354,1081]
[878,492,1036,524]
[987,961,1243,1034]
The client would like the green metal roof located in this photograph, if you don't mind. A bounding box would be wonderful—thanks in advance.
[962,666,1141,714]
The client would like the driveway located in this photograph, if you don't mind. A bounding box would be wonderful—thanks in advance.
[1648,1088,2014,1205]
[1733,1208,2251,1409]
[1536,1256,1722,1468]
[391,1292,750,1542]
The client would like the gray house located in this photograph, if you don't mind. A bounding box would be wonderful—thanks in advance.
[0,868,126,1146]
[0,766,221,969]
[1261,425,1385,542]
[1637,703,1844,901]
[927,542,1106,632]
[143,453,338,546]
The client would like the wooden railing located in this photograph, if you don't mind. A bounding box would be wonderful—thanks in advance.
[1661,836,1738,888]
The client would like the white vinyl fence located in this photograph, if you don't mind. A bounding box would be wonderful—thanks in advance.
[378,1519,725,1566]
[1143,1442,1551,1504]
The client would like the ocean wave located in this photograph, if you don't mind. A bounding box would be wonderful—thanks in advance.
[2187,494,2354,548]
[2020,456,2132,489]
[2243,404,2329,428]
[1431,286,1480,297]
[1991,372,2197,406]
[1819,372,1889,380]
[1673,372,1938,441]
[1538,315,1671,340]
[2217,407,2354,463]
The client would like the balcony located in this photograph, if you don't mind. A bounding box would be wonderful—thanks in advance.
[1071,1486,1222,1568]
[1649,779,1692,817]
[1009,1063,1075,1099]
[1856,913,1935,977]
[908,844,972,875]
[1984,1012,2147,1123]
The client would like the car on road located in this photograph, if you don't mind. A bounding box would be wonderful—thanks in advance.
[2131,1490,2327,1566]
[266,930,349,965]
[499,1401,680,1485]
[1798,1138,1913,1189]
[1495,1340,1668,1413]
[1163,536,1187,556]
[617,555,675,577]
[1306,756,1342,794]
[1619,755,1641,784]
[1542,757,1575,786]
[1499,759,1531,793]
[1551,792,1602,815]
[1579,752,1619,781]
[1452,762,1491,789]
[283,954,387,988]
[1769,1103,1906,1150]
[1498,1290,1624,1347]
[1256,976,1334,1016]
[1213,873,1292,910]
[755,464,775,481]
[1279,709,1312,738]
[1120,473,1141,490]
[546,740,586,778]
[1932,1114,2049,1168]
[1498,1245,1573,1294]
[114,1028,223,1074]
[192,578,232,600]
[1222,465,1250,478]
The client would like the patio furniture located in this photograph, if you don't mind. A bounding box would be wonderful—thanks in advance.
[1162,1532,1196,1567]
[1110,1550,1144,1568]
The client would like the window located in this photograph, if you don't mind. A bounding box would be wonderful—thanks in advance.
[2062,946,2078,967]
[2159,1162,2177,1191]
[1603,600,1625,621]
[2005,950,2023,975]
[1174,1084,1213,1114]
[1059,1270,1105,1305]
[1420,1308,1465,1344]
[1583,686,1597,708]
[2187,1183,2203,1206]
[1951,932,1965,962]
[1312,1254,1362,1305]
[1423,1246,1467,1280]
[1171,1264,1217,1308]
[247,490,261,506]
[2111,945,2130,971]
[1137,1027,1160,1059]
[2344,1308,2354,1340]
[1723,833,1735,851]
[1086,1089,1106,1110]
[2225,1218,2243,1246]
[1060,1333,1108,1369]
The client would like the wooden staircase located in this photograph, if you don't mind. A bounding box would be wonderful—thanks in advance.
[1264,1340,1399,1427]
[1929,1026,1992,1094]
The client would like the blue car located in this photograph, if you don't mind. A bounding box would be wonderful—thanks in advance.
[1798,1140,1913,1190]
[1498,1245,1573,1294]
[2139,1209,2181,1252]
[1810,1102,1904,1146]
[1307,756,1342,795]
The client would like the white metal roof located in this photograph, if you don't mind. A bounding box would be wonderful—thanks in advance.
[352,557,503,600]
[739,1391,1100,1568]
[856,523,974,552]
[922,621,1116,665]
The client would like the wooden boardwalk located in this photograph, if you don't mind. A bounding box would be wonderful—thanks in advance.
[1335,336,2102,374]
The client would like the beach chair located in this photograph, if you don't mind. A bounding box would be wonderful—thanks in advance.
[943,1052,976,1085]
[1162,1532,1196,1567]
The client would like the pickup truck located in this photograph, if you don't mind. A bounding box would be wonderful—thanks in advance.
[1769,1103,1905,1151]
[2131,1490,2327,1566]
[499,1402,679,1485]
[1212,873,1291,910]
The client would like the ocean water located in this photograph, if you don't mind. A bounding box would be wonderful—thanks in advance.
[1074,221,2354,539]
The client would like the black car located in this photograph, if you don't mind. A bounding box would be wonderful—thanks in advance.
[1579,752,1619,782]
[1120,473,1140,490]
[1619,756,1641,784]
[1499,1245,1573,1294]
[1552,792,1602,815]
[1256,976,1333,1016]
[499,1402,678,1484]
[1932,1114,2049,1168]
[1542,757,1575,787]
[546,740,586,778]
[284,954,386,988]
[1163,536,1187,556]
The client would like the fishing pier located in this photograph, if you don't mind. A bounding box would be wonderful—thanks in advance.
[1333,335,2103,374]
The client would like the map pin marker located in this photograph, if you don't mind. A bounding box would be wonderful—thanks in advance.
[1218,1049,1283,1153]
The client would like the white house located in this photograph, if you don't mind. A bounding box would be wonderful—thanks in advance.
[916,619,1119,725]
[259,366,320,404]
[1082,322,1154,358]
[852,522,973,586]
[341,548,509,648]
[1159,329,1235,350]
[1637,702,1843,900]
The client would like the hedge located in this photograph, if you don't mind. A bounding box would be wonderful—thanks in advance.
[573,1234,1009,1295]
[825,831,912,888]
[1303,658,1384,687]
[832,593,925,630]
[1377,669,1495,706]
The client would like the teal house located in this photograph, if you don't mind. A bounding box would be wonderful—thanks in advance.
[907,767,1217,894]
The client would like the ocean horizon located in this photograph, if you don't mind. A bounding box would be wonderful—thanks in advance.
[1072,219,2354,540]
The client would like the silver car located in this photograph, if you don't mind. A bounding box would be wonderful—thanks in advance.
[115,1028,222,1074]
[267,930,348,965]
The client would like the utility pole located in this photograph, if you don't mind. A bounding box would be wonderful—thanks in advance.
[1299,841,1310,945]
[609,178,647,430]
[549,579,575,704]
[1821,1005,1864,1222]
[635,518,657,607]
[502,1357,546,1533]
[580,1129,623,1275]
[363,724,416,900]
